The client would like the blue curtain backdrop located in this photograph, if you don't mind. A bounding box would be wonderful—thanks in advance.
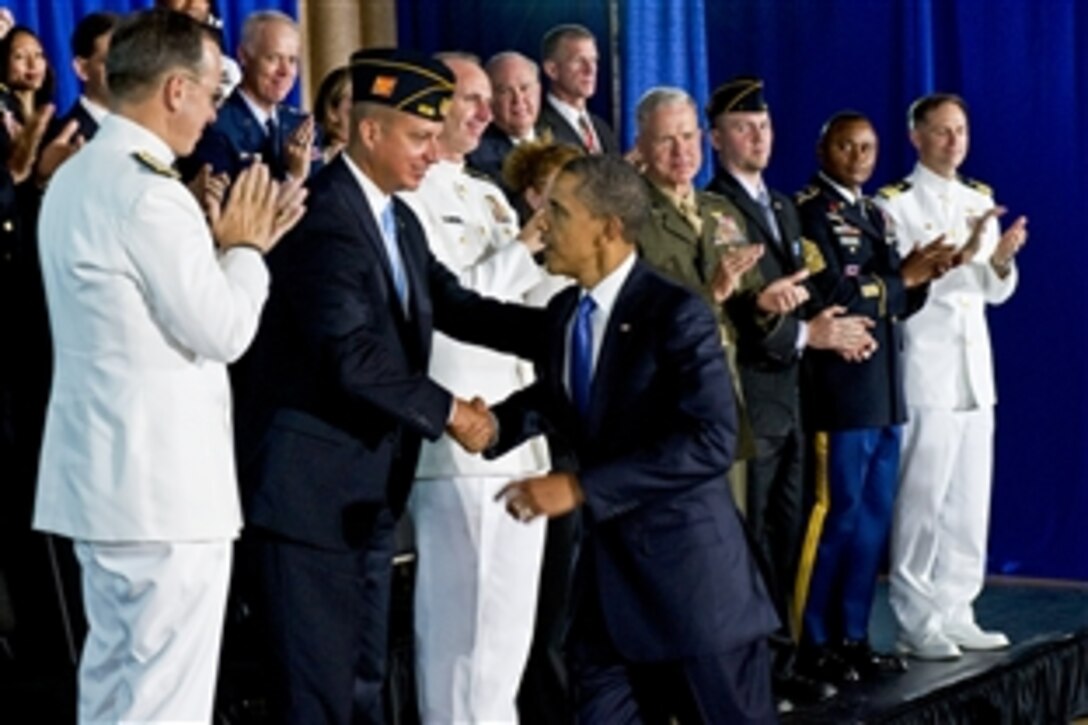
[11,1,1088,580]
[402,0,1088,581]
[6,0,299,114]
[620,0,710,185]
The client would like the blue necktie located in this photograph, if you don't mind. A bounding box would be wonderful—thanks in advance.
[569,294,596,416]
[379,202,410,310]
[757,187,781,243]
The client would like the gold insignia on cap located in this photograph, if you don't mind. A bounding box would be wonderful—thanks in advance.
[721,78,762,113]
[371,75,397,97]
[131,150,180,179]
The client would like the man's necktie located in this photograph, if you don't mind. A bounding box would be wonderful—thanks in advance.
[569,294,597,416]
[577,114,598,154]
[264,116,281,170]
[756,187,781,243]
[678,196,704,235]
[379,202,410,311]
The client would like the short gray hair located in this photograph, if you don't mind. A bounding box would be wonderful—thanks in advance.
[240,10,297,56]
[635,86,696,133]
[107,9,215,103]
[485,51,539,79]
[560,155,649,242]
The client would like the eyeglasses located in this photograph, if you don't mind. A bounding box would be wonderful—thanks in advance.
[181,72,224,107]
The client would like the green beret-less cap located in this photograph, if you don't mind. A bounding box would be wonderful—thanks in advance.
[706,76,768,123]
[350,48,455,121]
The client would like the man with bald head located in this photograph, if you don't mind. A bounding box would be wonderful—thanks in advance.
[400,52,550,724]
[466,51,543,199]
[239,49,544,723]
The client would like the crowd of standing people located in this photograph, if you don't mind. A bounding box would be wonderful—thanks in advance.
[0,4,1029,724]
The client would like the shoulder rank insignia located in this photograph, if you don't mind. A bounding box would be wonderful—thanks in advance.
[876,179,911,200]
[801,238,826,274]
[132,150,180,179]
[795,185,819,205]
[959,175,993,197]
[484,194,513,225]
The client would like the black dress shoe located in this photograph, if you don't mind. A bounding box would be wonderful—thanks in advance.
[796,645,861,685]
[774,670,838,705]
[836,639,909,679]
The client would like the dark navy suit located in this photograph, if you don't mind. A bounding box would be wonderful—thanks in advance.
[488,259,778,723]
[706,169,810,615]
[793,174,927,646]
[538,99,619,155]
[180,88,315,181]
[237,155,542,724]
[55,99,99,143]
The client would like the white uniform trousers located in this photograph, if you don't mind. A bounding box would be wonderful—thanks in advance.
[74,539,232,724]
[410,475,546,724]
[890,407,994,638]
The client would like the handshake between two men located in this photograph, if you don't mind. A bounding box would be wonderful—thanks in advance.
[445,396,584,525]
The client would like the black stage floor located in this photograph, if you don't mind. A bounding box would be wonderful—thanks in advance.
[3,578,1087,723]
[784,578,1088,724]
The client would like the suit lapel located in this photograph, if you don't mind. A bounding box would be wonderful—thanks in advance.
[584,262,646,435]
[327,158,409,327]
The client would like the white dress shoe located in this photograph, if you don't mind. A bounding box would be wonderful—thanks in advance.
[944,622,1010,651]
[896,630,963,661]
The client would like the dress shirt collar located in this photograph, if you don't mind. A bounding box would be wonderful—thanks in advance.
[912,161,958,194]
[582,249,637,326]
[731,171,769,205]
[238,88,277,129]
[343,153,391,227]
[547,93,589,131]
[819,171,860,205]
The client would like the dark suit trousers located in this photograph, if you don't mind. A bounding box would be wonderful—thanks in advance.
[745,424,805,618]
[257,507,396,725]
[517,509,580,725]
[569,566,776,725]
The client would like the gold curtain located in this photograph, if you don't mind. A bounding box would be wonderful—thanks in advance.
[298,0,397,108]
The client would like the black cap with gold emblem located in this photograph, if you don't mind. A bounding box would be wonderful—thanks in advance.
[350,48,455,121]
[706,75,769,124]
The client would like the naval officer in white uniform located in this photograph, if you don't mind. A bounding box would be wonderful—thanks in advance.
[875,92,1027,662]
[400,53,553,724]
[33,10,299,722]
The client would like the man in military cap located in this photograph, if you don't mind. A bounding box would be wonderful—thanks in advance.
[705,75,875,704]
[874,93,1027,662]
[792,111,952,684]
[238,48,544,723]
[400,51,551,724]
[33,9,291,721]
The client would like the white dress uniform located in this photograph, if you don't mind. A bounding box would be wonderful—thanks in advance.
[874,162,1017,651]
[401,159,551,724]
[35,114,268,723]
